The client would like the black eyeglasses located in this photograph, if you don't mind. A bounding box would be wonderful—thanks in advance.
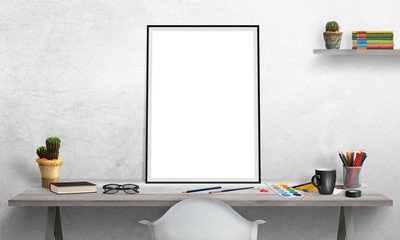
[102,184,140,194]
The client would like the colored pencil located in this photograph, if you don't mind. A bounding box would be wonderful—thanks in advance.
[208,187,254,194]
[338,151,348,166]
[183,186,221,193]
[339,150,367,167]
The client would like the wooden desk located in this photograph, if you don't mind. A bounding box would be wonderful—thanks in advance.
[8,183,393,240]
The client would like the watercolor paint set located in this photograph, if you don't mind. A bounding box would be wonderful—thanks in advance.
[268,183,312,198]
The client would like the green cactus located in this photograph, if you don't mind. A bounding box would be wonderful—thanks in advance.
[325,21,340,32]
[45,136,61,160]
[36,146,47,159]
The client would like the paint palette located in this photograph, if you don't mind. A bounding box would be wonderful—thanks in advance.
[268,183,309,198]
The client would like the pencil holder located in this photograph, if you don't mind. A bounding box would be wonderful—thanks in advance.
[343,166,362,189]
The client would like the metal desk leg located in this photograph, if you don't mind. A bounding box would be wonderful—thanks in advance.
[337,206,355,240]
[45,207,63,240]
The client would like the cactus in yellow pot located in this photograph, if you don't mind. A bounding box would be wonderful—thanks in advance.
[36,137,64,188]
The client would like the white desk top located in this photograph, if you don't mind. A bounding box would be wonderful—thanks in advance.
[8,181,393,207]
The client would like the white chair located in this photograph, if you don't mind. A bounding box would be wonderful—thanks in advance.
[139,198,265,240]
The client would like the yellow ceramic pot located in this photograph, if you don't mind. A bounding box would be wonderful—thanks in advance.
[36,158,64,189]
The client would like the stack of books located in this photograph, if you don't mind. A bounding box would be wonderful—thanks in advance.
[352,31,394,49]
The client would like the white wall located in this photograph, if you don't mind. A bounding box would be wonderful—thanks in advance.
[1,0,399,239]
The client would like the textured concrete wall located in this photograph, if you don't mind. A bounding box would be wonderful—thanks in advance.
[1,0,399,239]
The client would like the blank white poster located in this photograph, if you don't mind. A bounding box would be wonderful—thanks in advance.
[147,26,259,182]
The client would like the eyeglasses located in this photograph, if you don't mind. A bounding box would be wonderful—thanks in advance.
[102,184,140,194]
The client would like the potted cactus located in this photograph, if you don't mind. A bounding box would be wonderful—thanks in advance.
[324,21,342,49]
[36,137,64,188]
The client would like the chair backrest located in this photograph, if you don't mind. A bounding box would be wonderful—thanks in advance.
[139,198,265,240]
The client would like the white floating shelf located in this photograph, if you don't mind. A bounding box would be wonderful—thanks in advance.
[313,49,400,55]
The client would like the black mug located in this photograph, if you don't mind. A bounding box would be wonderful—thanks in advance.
[311,168,336,194]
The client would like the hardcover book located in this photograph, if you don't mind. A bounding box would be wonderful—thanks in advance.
[352,44,394,48]
[352,40,394,44]
[352,38,393,40]
[352,31,393,34]
[352,47,393,49]
[352,33,394,38]
[49,181,97,194]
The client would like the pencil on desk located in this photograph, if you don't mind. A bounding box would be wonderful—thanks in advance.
[208,187,254,194]
[182,186,221,193]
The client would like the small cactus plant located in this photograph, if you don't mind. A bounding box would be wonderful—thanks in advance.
[36,146,47,159]
[323,21,343,49]
[46,137,61,159]
[36,137,61,160]
[325,21,340,32]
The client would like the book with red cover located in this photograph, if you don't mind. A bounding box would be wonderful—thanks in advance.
[352,44,394,48]
[49,181,97,194]
[352,47,393,50]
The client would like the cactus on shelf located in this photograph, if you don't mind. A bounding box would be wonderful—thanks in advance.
[45,136,61,160]
[325,21,340,32]
[36,146,47,159]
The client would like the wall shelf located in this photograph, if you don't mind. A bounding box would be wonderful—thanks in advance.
[313,49,400,55]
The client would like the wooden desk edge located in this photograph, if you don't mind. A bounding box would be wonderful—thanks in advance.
[8,199,393,207]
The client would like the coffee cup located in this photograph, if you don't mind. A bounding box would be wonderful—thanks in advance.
[311,168,336,194]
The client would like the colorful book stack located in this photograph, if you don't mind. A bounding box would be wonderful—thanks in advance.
[352,31,394,49]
